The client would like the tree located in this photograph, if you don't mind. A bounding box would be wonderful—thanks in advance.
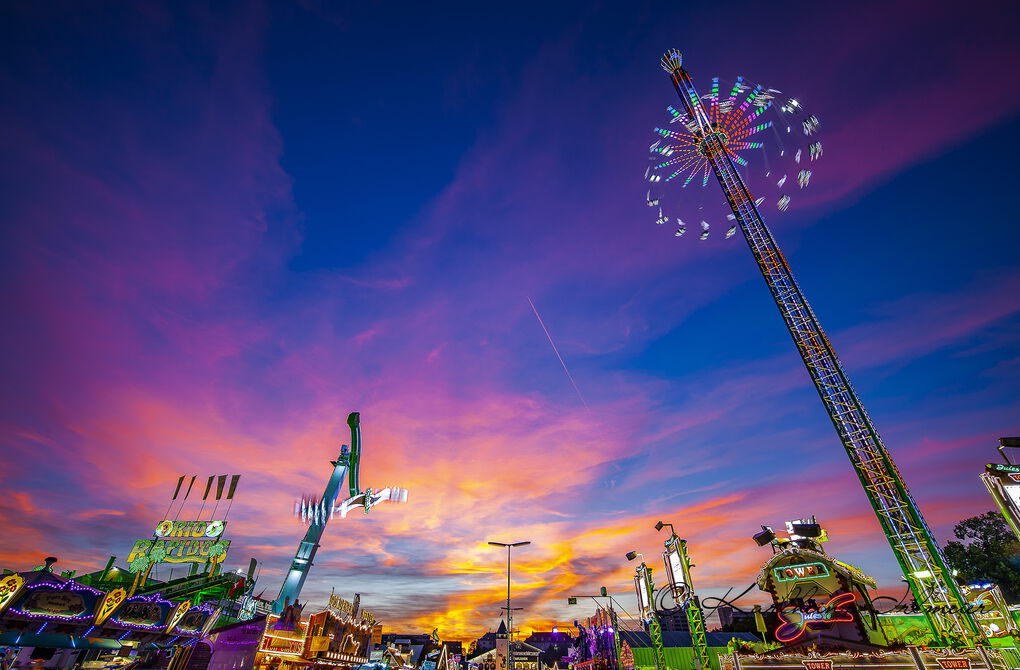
[943,511,1020,602]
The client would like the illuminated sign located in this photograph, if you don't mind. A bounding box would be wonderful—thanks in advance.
[982,465,1020,541]
[201,606,223,637]
[23,590,87,617]
[165,599,192,634]
[177,608,210,632]
[0,574,26,616]
[773,562,831,582]
[127,520,230,566]
[774,592,856,643]
[94,587,127,626]
[961,583,1015,638]
[328,594,375,624]
[935,660,970,670]
[116,600,165,627]
[154,520,226,538]
[802,662,832,670]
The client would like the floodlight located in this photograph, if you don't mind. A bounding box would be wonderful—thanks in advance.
[752,527,775,546]
[625,551,639,561]
[791,523,822,538]
[655,521,665,531]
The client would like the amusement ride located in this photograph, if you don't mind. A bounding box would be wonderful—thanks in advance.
[647,49,981,647]
[275,412,408,614]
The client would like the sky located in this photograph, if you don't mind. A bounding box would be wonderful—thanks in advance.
[2,0,1020,642]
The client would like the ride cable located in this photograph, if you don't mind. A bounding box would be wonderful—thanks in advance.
[658,49,980,647]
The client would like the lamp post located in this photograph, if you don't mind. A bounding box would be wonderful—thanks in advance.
[488,541,530,670]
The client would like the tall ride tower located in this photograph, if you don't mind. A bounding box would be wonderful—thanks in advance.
[658,49,978,646]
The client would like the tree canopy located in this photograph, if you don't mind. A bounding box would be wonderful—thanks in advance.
[943,511,1020,602]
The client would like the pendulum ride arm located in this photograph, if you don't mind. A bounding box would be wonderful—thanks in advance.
[273,413,360,614]
[659,49,980,647]
[641,565,669,670]
[348,412,362,498]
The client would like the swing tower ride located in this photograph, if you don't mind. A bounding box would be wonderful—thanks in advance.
[658,49,978,646]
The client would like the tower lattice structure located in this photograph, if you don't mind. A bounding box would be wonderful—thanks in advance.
[659,49,979,646]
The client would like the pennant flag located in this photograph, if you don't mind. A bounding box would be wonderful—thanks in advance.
[226,474,241,500]
[172,475,185,501]
[183,475,196,500]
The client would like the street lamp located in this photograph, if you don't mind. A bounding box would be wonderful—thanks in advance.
[488,541,530,670]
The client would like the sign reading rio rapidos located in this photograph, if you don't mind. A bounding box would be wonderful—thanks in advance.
[127,519,231,566]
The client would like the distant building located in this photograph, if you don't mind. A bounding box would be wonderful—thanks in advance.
[523,630,573,668]
[523,631,574,651]
[472,630,499,655]
[715,606,773,633]
[656,609,690,633]
[469,621,542,670]
[469,642,542,670]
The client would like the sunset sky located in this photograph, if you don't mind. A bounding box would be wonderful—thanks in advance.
[2,0,1020,642]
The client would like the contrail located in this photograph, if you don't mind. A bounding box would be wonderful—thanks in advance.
[527,297,589,410]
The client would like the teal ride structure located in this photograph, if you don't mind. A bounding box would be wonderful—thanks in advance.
[650,50,980,647]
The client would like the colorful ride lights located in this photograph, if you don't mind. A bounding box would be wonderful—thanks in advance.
[753,517,827,548]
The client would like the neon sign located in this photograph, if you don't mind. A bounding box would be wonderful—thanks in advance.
[327,594,375,624]
[773,562,831,582]
[164,599,192,634]
[0,574,26,616]
[774,592,856,643]
[802,661,832,670]
[154,520,226,538]
[935,659,970,670]
[127,520,230,566]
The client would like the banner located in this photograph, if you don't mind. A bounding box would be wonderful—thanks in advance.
[94,587,127,626]
[127,519,230,566]
[165,599,193,634]
[0,574,25,616]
